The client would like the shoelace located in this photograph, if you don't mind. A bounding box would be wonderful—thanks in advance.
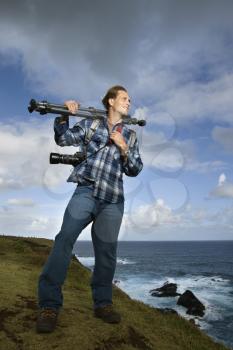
[102,305,114,314]
[40,309,57,319]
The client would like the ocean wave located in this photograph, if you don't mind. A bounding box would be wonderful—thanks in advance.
[114,274,233,326]
[117,258,136,265]
[75,255,135,267]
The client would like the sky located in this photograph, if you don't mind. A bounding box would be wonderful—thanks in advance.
[1,0,233,241]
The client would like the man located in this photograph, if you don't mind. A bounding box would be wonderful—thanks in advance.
[36,85,143,333]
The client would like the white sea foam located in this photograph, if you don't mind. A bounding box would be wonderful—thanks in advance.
[75,255,135,267]
[115,274,233,328]
[75,254,232,343]
[117,258,136,265]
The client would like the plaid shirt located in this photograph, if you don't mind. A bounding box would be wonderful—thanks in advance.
[54,116,143,203]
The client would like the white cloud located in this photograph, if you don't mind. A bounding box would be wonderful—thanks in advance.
[1,188,233,240]
[0,204,57,238]
[0,177,23,190]
[0,0,233,124]
[122,195,233,240]
[29,217,49,231]
[218,173,226,186]
[185,160,227,174]
[0,201,94,240]
[0,1,233,241]
[212,126,233,153]
[209,183,233,199]
[149,147,184,173]
[154,73,233,124]
[124,198,181,232]
[209,174,233,199]
[140,133,226,174]
[0,117,225,199]
[0,119,76,191]
[7,198,36,206]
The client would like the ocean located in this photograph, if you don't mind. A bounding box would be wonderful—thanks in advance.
[73,240,233,349]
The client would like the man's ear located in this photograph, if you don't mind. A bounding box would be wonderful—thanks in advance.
[108,98,115,108]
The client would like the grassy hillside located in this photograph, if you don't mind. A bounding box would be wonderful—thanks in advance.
[0,235,230,350]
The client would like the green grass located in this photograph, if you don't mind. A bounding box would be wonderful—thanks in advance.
[0,235,230,350]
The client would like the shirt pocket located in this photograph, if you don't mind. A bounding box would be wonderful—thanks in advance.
[113,151,120,160]
[86,134,102,153]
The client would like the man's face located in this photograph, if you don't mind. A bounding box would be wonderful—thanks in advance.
[109,90,131,116]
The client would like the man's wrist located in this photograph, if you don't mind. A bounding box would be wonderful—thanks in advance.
[120,144,129,157]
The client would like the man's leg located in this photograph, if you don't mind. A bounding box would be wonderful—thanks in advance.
[38,185,96,311]
[90,200,124,312]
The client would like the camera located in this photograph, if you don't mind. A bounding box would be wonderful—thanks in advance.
[50,151,86,167]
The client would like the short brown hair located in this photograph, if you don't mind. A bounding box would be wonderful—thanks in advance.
[102,85,127,111]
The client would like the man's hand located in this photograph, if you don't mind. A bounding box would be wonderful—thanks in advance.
[64,100,80,114]
[110,131,129,156]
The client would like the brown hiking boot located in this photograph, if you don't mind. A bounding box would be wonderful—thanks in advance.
[36,308,59,333]
[94,305,121,324]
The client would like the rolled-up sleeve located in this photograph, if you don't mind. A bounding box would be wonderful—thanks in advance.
[122,137,143,177]
[54,116,86,147]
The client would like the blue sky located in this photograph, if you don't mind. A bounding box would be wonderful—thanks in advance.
[1,0,233,240]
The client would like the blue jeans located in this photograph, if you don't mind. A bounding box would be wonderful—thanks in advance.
[38,184,124,310]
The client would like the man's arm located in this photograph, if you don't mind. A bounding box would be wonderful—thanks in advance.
[54,116,86,147]
[121,137,143,177]
[110,130,143,177]
[54,100,85,147]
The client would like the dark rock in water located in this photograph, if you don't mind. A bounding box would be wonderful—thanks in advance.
[156,308,178,315]
[177,290,205,317]
[150,281,181,297]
